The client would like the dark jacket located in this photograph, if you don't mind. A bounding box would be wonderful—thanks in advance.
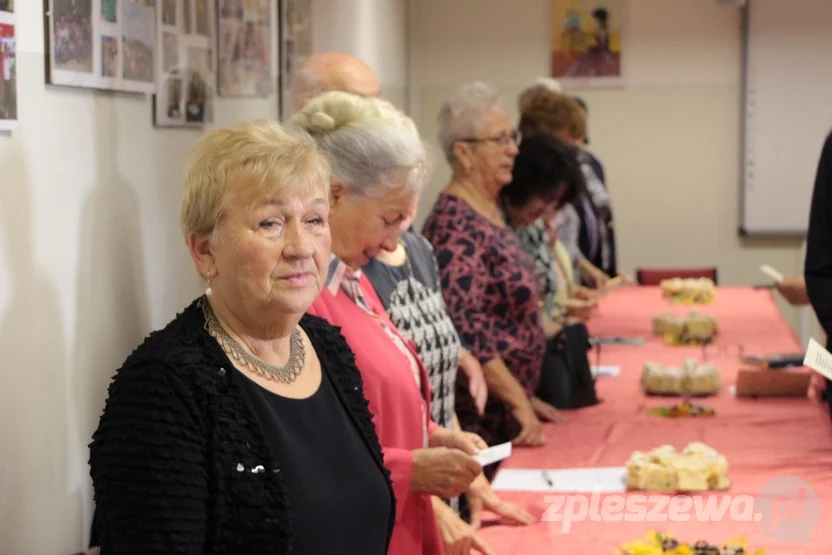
[88,298,395,554]
[804,131,832,414]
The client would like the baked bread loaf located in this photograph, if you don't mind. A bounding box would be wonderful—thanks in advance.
[626,442,730,492]
[660,277,716,304]
[651,313,683,336]
[652,310,718,344]
[641,360,720,396]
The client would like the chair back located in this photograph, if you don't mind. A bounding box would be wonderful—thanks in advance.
[635,267,718,286]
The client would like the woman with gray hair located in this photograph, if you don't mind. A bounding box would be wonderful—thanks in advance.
[88,120,395,554]
[293,91,488,555]
[423,82,567,470]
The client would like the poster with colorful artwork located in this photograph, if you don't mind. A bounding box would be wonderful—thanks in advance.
[46,0,158,93]
[153,0,215,127]
[217,0,273,97]
[0,13,17,130]
[550,0,625,87]
[279,0,312,118]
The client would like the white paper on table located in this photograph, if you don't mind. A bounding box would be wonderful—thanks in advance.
[491,466,627,493]
[473,442,512,467]
[803,337,832,380]
[760,264,784,282]
[591,365,621,378]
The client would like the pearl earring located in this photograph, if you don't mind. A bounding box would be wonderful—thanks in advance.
[205,273,213,297]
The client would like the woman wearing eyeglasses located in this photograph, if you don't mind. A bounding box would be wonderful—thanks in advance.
[422,82,566,473]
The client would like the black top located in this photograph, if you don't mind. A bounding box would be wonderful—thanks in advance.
[88,297,395,554]
[234,368,390,555]
[805,131,832,337]
[362,231,462,429]
[803,131,832,415]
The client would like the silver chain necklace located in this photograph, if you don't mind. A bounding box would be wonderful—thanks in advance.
[200,298,306,384]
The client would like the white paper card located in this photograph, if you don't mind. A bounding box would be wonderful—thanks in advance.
[591,365,621,378]
[474,442,512,467]
[760,264,784,282]
[491,466,627,493]
[803,337,832,380]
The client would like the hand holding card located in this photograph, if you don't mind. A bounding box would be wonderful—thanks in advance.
[760,264,784,282]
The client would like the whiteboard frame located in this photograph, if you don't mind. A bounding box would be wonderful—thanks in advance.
[739,0,829,239]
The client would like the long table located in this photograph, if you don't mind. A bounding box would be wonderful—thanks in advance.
[478,287,832,554]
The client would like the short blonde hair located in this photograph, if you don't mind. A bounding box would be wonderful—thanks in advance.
[519,89,586,140]
[180,120,330,241]
[517,78,563,113]
[291,91,428,198]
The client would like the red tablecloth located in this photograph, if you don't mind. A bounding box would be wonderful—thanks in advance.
[478,287,832,554]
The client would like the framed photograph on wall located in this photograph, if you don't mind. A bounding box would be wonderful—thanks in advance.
[153,0,215,127]
[217,0,273,97]
[46,0,158,93]
[278,0,311,119]
[0,7,18,130]
[550,0,625,87]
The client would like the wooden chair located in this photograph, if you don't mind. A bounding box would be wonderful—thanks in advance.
[635,267,718,286]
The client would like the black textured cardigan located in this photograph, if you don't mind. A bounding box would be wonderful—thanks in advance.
[88,298,396,554]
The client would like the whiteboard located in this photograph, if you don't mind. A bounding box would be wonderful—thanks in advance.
[741,0,832,236]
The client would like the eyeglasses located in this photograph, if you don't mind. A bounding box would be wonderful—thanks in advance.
[458,130,519,147]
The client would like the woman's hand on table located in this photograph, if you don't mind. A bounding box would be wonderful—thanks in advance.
[530,396,566,423]
[565,298,596,321]
[411,447,482,497]
[584,266,611,289]
[511,402,545,447]
[459,349,489,414]
[572,285,600,301]
[429,426,487,454]
[467,474,536,529]
[432,497,496,555]
[604,272,634,288]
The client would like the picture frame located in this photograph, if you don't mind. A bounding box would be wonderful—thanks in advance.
[45,0,158,93]
[0,7,19,130]
[152,0,216,127]
[216,0,273,98]
[278,0,312,119]
[550,0,626,88]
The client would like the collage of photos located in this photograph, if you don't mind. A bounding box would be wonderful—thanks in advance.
[217,0,272,97]
[0,0,17,130]
[154,0,215,127]
[280,0,312,118]
[7,0,279,132]
[47,0,157,93]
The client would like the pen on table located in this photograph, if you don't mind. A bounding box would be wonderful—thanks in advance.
[541,470,554,488]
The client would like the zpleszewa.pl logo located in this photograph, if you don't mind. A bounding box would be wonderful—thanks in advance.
[541,475,820,541]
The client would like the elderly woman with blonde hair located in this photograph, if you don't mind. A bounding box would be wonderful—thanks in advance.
[293,91,512,555]
[88,120,396,554]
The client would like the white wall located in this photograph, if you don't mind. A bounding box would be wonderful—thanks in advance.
[410,0,811,333]
[312,0,408,108]
[0,1,406,553]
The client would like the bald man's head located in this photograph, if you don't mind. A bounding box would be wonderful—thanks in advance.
[291,52,381,111]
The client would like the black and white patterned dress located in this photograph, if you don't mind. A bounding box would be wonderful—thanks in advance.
[364,231,465,514]
[363,231,462,431]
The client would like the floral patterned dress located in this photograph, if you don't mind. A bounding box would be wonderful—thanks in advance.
[422,192,546,449]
